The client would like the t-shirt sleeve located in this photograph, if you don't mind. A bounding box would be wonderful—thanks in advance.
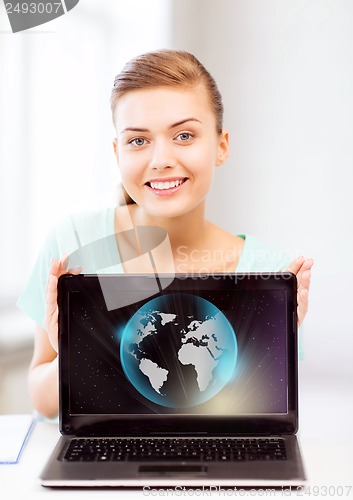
[236,234,292,272]
[16,227,61,328]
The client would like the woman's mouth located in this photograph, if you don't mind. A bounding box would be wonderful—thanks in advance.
[145,177,188,196]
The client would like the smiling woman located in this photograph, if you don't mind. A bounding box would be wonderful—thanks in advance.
[16,48,313,418]
[107,51,235,274]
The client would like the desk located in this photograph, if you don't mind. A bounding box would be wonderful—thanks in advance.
[1,366,352,499]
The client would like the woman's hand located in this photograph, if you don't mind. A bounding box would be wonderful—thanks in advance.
[44,253,82,353]
[285,256,314,327]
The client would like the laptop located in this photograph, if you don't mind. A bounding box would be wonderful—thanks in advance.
[40,272,306,487]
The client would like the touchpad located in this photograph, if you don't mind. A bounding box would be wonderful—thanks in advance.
[139,465,208,476]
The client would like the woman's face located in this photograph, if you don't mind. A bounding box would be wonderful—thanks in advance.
[113,85,229,219]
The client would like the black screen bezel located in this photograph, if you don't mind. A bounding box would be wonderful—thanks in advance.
[58,273,298,436]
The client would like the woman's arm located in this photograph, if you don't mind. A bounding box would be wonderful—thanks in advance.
[28,324,59,418]
[28,255,82,418]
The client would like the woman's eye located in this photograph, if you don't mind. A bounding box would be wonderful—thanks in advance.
[176,132,192,142]
[129,138,146,147]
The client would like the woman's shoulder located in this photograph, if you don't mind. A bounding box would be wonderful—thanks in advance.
[51,206,120,272]
[236,234,292,272]
[54,207,115,233]
[53,206,116,244]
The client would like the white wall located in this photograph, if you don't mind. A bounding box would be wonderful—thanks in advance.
[171,0,353,377]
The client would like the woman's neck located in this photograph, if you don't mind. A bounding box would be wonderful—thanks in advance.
[131,202,209,252]
[115,202,242,274]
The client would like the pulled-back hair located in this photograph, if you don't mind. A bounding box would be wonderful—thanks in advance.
[111,49,224,134]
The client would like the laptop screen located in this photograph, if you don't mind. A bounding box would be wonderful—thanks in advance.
[59,274,296,424]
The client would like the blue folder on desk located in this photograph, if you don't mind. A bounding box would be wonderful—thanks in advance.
[0,414,34,464]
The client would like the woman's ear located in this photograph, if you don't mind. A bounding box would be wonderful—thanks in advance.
[216,129,229,166]
[113,138,118,161]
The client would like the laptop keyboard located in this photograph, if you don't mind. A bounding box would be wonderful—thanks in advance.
[63,437,287,462]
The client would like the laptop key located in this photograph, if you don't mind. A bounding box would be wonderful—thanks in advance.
[63,437,287,462]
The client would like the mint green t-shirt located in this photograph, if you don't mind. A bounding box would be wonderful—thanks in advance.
[17,207,303,358]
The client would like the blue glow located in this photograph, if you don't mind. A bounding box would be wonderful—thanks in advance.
[120,293,237,408]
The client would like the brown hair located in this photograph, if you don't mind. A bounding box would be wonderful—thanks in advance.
[111,49,223,132]
[111,50,224,205]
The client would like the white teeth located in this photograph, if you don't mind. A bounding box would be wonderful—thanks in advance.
[150,179,184,190]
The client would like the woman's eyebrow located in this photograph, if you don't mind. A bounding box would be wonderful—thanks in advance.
[120,118,202,135]
[169,118,202,129]
[120,126,149,135]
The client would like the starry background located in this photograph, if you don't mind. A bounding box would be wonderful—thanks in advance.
[67,288,287,415]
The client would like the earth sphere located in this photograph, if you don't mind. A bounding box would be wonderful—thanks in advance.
[120,293,237,408]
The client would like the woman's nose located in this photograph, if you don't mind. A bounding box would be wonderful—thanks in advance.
[149,139,175,170]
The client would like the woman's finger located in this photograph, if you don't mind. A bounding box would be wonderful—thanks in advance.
[296,258,314,286]
[45,274,58,325]
[67,265,82,274]
[46,258,59,297]
[297,287,309,326]
[45,274,59,351]
[285,256,305,275]
[299,269,311,292]
[59,252,69,275]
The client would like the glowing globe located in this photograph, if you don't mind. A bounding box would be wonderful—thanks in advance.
[120,293,237,408]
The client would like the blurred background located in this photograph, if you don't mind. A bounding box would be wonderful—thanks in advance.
[0,0,352,416]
